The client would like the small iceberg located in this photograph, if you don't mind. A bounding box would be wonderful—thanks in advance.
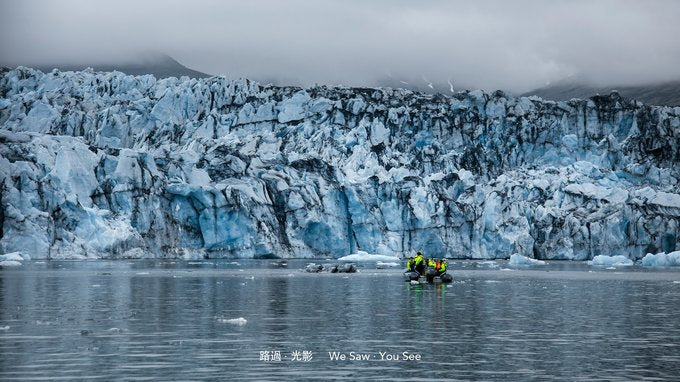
[641,251,680,267]
[589,255,634,267]
[338,250,399,262]
[508,254,546,266]
[376,261,399,268]
[0,252,27,261]
[0,251,28,267]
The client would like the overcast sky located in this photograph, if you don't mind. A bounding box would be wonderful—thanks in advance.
[2,0,679,92]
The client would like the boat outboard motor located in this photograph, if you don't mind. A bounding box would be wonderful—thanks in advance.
[425,267,437,283]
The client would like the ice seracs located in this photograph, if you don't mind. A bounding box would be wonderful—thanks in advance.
[1,67,679,260]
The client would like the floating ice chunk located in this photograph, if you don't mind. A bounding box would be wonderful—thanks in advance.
[589,255,633,267]
[0,326,9,331]
[0,260,22,267]
[641,251,680,267]
[508,254,546,266]
[108,327,122,333]
[376,261,399,268]
[219,317,247,326]
[338,251,399,262]
[305,263,324,272]
[0,252,25,261]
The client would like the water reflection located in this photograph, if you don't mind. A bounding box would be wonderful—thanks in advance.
[0,261,679,381]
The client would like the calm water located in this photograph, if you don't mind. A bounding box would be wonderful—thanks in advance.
[1,260,680,381]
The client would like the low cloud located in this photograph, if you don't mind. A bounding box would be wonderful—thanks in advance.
[2,0,679,92]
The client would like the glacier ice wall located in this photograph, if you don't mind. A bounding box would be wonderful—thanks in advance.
[1,66,679,259]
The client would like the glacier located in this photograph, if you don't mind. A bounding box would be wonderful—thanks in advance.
[0,66,679,260]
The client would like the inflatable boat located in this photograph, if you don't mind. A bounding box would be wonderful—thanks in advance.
[404,268,452,283]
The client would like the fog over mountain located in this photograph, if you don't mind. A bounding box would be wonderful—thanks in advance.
[522,77,680,107]
[8,53,211,80]
[2,0,679,93]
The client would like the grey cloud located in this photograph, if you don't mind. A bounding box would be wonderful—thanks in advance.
[1,0,679,92]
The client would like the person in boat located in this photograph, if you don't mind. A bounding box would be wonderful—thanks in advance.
[427,257,436,268]
[413,252,425,275]
[406,256,415,272]
[436,258,447,276]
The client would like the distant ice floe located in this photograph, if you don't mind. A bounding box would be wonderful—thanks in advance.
[589,255,634,267]
[304,263,357,273]
[219,317,247,326]
[508,254,546,266]
[641,251,680,267]
[480,260,499,268]
[338,250,399,262]
[376,261,399,268]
